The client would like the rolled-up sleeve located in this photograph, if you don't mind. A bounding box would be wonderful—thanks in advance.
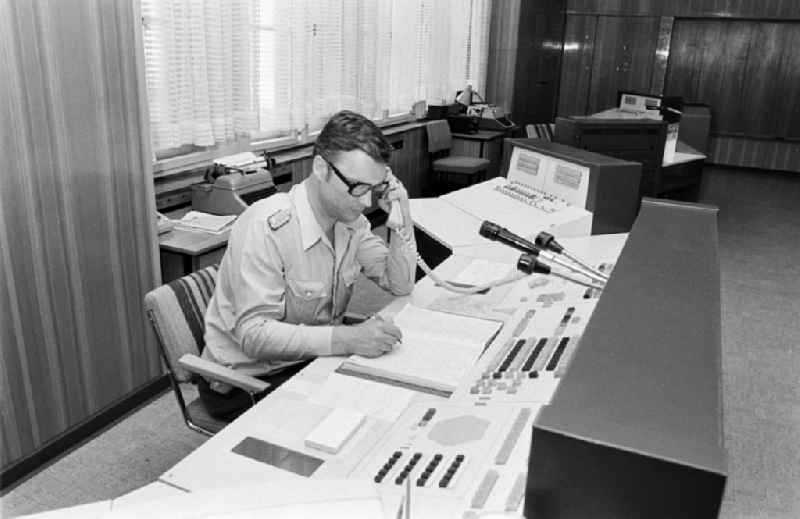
[227,218,333,361]
[356,218,417,295]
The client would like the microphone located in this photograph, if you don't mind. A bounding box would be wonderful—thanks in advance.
[479,221,538,255]
[480,221,606,283]
[534,231,563,254]
[516,253,550,275]
[517,254,605,290]
[535,231,609,281]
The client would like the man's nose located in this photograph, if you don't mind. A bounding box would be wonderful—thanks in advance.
[358,191,371,206]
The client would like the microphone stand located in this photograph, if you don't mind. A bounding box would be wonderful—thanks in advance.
[517,254,605,291]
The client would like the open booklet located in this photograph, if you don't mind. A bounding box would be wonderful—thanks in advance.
[340,304,503,395]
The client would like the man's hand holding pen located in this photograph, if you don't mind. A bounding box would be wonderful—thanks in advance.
[332,315,402,358]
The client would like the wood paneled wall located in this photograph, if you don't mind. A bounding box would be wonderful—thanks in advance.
[708,137,800,172]
[548,0,800,171]
[0,0,161,470]
[567,0,800,18]
[558,15,663,117]
[665,20,800,140]
[485,0,521,115]
[510,0,566,125]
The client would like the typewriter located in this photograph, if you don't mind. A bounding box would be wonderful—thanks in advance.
[191,152,276,216]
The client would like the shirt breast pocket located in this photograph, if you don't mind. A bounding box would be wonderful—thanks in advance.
[285,278,329,322]
[336,265,361,315]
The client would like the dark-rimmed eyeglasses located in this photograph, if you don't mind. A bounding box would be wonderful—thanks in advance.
[323,158,390,197]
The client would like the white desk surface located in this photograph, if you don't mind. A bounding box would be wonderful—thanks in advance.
[409,197,486,249]
[158,257,476,491]
[666,141,706,166]
[410,195,592,259]
[17,482,185,518]
[113,481,186,508]
[20,235,628,519]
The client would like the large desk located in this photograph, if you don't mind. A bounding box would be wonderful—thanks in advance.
[150,198,725,518]
[557,110,707,200]
[159,229,229,283]
[157,206,229,282]
[157,234,626,515]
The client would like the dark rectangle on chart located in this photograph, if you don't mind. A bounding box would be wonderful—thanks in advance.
[231,437,323,477]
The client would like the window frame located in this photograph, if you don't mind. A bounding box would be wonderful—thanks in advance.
[152,112,415,178]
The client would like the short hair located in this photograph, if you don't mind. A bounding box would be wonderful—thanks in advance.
[313,110,393,164]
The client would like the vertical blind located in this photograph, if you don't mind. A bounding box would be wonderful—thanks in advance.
[142,0,492,154]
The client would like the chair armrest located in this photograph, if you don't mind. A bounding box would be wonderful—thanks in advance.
[178,354,270,394]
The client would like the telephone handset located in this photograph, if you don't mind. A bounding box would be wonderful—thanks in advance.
[387,200,404,229]
[380,176,525,295]
[383,174,406,230]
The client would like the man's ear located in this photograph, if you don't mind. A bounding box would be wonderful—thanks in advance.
[312,155,328,180]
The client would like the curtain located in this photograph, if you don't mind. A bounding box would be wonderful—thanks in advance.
[0,0,161,470]
[143,0,494,153]
[142,0,260,151]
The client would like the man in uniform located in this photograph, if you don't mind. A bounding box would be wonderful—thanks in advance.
[200,110,418,419]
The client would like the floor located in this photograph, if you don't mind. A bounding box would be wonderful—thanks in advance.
[2,166,799,518]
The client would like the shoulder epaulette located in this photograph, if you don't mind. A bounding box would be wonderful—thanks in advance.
[267,208,291,230]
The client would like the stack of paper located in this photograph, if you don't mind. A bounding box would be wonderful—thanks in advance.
[214,151,264,169]
[341,304,503,394]
[176,211,237,234]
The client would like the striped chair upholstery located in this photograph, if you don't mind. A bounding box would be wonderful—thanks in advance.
[145,266,224,435]
[525,123,555,141]
[145,266,217,382]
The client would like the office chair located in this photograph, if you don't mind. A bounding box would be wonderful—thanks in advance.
[426,119,490,193]
[144,266,269,436]
[525,123,555,141]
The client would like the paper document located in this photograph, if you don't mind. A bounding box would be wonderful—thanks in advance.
[214,151,263,168]
[453,258,513,286]
[176,211,237,234]
[343,304,503,393]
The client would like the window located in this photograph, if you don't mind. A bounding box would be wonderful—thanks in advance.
[142,0,492,158]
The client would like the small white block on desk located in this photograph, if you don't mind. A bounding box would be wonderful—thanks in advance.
[304,407,366,454]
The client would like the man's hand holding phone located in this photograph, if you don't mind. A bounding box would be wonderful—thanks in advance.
[378,169,412,231]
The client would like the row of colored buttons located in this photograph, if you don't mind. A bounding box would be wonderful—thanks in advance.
[374,450,405,483]
[415,453,444,487]
[393,452,423,485]
[418,407,436,427]
[436,454,466,488]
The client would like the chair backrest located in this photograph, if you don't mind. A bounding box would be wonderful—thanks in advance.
[426,119,453,154]
[525,123,555,141]
[144,266,218,382]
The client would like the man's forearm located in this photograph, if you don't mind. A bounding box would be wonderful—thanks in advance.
[237,317,334,361]
[385,226,417,294]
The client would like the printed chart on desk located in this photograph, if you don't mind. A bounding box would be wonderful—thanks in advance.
[351,402,541,517]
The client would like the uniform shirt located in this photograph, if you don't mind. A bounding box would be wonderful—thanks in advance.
[202,181,417,377]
